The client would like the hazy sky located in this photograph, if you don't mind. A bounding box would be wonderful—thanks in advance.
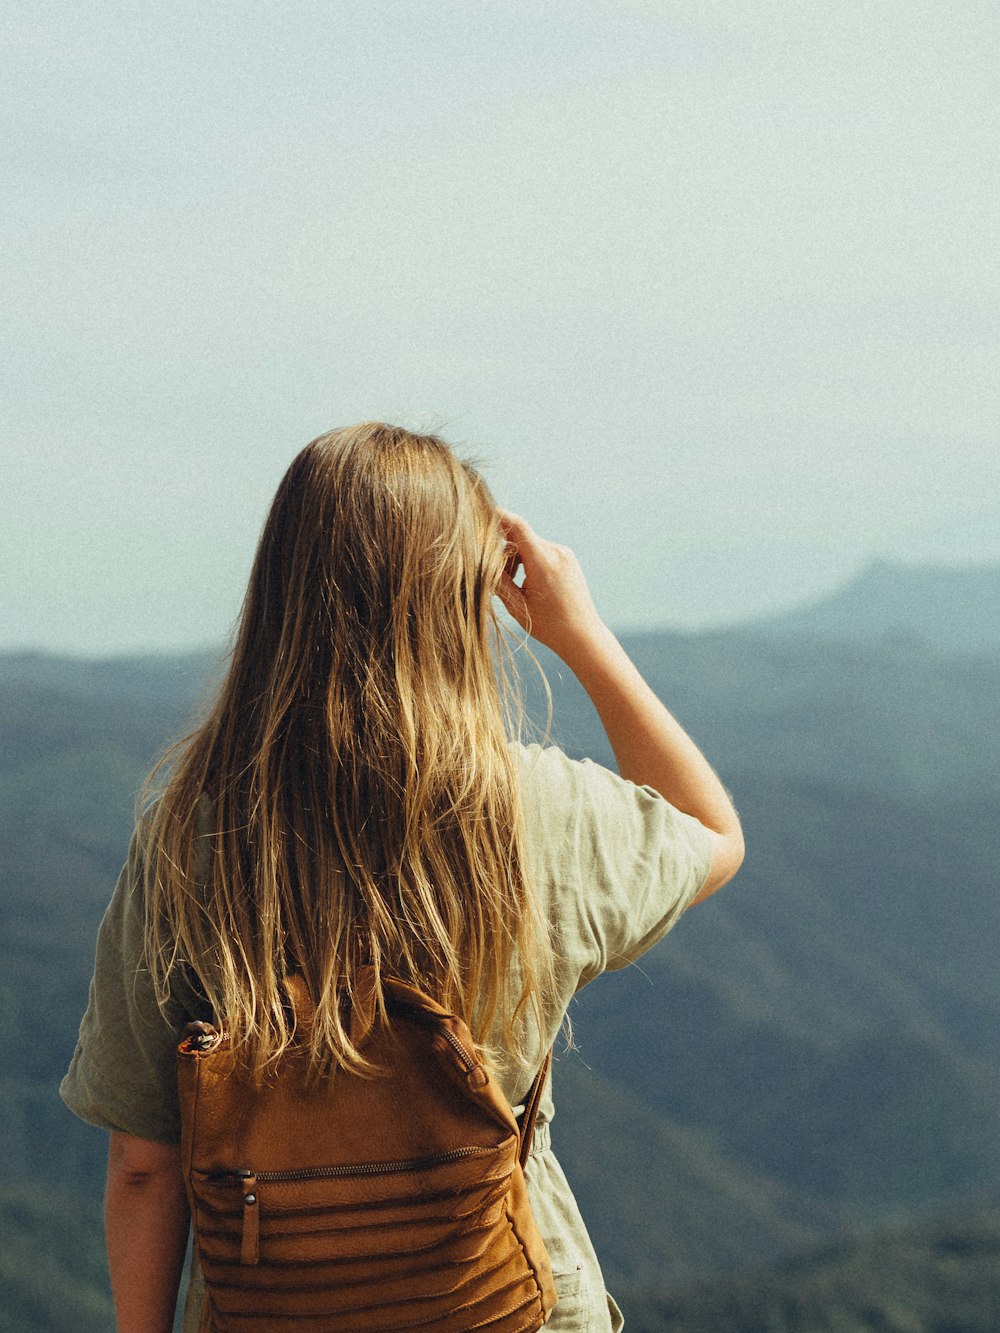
[4,0,998,655]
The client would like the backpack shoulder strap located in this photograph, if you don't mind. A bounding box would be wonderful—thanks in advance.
[518,1049,552,1169]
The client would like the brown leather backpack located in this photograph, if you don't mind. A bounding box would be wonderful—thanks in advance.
[177,970,557,1333]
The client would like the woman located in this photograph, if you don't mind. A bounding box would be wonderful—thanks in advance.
[62,422,744,1331]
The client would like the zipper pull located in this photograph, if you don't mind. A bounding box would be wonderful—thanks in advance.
[180,1021,220,1053]
[441,1026,489,1087]
[239,1173,259,1266]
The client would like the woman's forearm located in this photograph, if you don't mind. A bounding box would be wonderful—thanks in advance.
[105,1133,189,1333]
[563,622,742,839]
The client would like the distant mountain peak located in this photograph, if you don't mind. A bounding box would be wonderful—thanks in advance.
[748,560,1000,654]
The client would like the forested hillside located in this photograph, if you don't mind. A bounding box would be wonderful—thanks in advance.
[622,1207,1000,1332]
[2,566,998,1329]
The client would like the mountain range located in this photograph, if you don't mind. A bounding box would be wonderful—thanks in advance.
[2,560,998,1330]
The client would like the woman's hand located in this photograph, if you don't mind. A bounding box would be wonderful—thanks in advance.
[496,510,609,664]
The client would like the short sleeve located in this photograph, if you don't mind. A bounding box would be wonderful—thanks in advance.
[60,823,194,1143]
[516,743,714,992]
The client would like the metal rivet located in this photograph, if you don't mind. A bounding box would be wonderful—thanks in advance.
[244,1193,257,1206]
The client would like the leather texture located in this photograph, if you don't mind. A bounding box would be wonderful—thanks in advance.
[178,970,557,1332]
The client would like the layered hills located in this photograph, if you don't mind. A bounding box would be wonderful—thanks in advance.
[2,561,998,1328]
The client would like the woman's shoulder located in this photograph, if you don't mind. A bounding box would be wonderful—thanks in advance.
[508,739,714,986]
[509,739,606,793]
[509,739,661,825]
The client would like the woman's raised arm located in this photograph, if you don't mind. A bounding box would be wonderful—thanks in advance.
[498,510,744,904]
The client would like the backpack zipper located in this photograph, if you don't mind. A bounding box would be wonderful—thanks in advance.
[206,1147,497,1267]
[208,1144,493,1187]
[439,1026,481,1078]
[411,1015,489,1087]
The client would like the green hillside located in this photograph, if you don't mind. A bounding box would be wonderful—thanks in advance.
[0,1187,112,1333]
[622,1208,1000,1333]
[551,1062,838,1286]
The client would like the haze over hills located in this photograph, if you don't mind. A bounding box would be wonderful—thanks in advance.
[743,558,1000,653]
[2,560,999,1329]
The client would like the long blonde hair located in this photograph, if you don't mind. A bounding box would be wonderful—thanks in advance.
[142,423,550,1078]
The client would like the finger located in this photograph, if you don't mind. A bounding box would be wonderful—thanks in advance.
[496,570,528,624]
[496,509,535,545]
[503,549,524,581]
[497,510,550,575]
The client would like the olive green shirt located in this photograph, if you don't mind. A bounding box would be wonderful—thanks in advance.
[61,743,713,1331]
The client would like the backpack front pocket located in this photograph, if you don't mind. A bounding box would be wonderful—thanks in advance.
[189,1141,548,1333]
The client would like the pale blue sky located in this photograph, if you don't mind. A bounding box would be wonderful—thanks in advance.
[4,0,998,654]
